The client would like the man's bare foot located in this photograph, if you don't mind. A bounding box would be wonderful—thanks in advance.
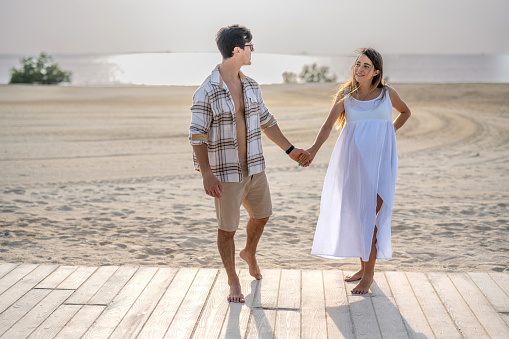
[239,249,262,280]
[345,269,364,282]
[351,276,373,294]
[227,282,245,303]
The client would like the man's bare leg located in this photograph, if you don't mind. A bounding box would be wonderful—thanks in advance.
[352,195,383,294]
[218,229,244,303]
[239,216,268,280]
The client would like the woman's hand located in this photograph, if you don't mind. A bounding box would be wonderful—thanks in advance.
[298,147,316,167]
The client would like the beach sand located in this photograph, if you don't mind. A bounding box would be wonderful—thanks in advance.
[0,83,508,272]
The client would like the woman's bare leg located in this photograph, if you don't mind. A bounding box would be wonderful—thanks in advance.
[351,195,383,294]
[345,259,364,282]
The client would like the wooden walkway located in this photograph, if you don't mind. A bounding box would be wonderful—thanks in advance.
[0,264,508,338]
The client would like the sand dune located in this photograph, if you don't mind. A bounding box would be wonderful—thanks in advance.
[0,83,508,272]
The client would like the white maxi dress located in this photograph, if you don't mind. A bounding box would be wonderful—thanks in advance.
[311,87,397,261]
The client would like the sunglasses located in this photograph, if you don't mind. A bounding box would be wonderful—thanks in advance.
[244,44,254,52]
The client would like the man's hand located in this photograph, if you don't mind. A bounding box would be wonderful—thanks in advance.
[288,147,310,163]
[298,146,316,167]
[202,171,223,198]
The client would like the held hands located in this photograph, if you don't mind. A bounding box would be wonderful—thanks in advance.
[298,147,316,167]
[288,147,310,163]
[202,171,223,198]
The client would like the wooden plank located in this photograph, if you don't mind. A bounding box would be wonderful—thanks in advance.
[347,292,380,338]
[301,270,327,339]
[109,268,178,339]
[248,309,276,339]
[219,269,260,339]
[164,268,218,339]
[0,289,51,337]
[490,272,509,296]
[82,267,158,339]
[57,266,97,290]
[35,266,78,289]
[370,271,408,339]
[0,265,57,314]
[247,269,280,338]
[322,270,354,339]
[275,310,300,339]
[0,289,73,339]
[87,266,137,305]
[252,269,281,309]
[192,269,231,339]
[469,272,509,326]
[274,269,301,339]
[0,264,38,295]
[66,266,120,305]
[449,273,509,338]
[385,271,435,338]
[277,269,300,310]
[27,304,82,338]
[0,264,18,280]
[54,305,105,339]
[405,272,460,338]
[137,268,198,339]
[427,272,489,338]
[344,270,381,339]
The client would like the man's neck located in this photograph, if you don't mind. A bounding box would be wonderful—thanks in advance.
[219,58,242,83]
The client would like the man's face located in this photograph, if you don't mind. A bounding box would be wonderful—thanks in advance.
[241,42,254,65]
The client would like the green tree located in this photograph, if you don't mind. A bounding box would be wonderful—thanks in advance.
[9,52,71,84]
[298,63,336,83]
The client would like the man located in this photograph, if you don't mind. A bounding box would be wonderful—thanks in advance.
[189,24,307,303]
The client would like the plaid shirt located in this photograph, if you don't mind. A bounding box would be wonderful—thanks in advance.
[189,65,277,182]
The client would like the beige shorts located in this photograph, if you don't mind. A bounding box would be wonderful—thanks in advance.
[215,159,272,232]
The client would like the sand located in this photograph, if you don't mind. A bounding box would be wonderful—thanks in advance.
[0,83,508,272]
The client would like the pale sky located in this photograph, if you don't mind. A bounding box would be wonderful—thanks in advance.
[0,0,507,55]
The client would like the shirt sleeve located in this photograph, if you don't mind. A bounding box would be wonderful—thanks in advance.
[256,86,277,130]
[189,87,212,145]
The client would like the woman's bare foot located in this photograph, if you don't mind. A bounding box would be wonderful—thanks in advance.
[239,249,262,280]
[228,281,245,303]
[345,269,364,282]
[351,276,373,294]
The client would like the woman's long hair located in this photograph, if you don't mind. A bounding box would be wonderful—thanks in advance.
[334,48,387,130]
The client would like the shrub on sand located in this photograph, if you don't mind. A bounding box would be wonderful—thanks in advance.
[10,52,71,85]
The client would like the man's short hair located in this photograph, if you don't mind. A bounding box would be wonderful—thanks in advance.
[215,25,252,59]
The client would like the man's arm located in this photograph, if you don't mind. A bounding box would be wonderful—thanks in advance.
[190,87,223,198]
[263,123,309,162]
[193,144,223,198]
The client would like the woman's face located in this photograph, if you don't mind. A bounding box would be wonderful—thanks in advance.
[354,54,379,84]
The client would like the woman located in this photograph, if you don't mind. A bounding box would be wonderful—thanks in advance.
[299,48,411,294]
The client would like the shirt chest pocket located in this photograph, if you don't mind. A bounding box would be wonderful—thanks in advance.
[246,92,260,112]
[211,96,234,118]
[246,93,260,129]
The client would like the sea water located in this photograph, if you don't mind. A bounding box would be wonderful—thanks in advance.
[0,52,508,85]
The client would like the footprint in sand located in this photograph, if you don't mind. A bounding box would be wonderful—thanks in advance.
[3,189,26,195]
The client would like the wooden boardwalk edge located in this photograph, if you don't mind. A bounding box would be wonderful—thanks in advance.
[0,263,507,338]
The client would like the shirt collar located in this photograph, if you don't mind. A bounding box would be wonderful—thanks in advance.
[211,65,247,90]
